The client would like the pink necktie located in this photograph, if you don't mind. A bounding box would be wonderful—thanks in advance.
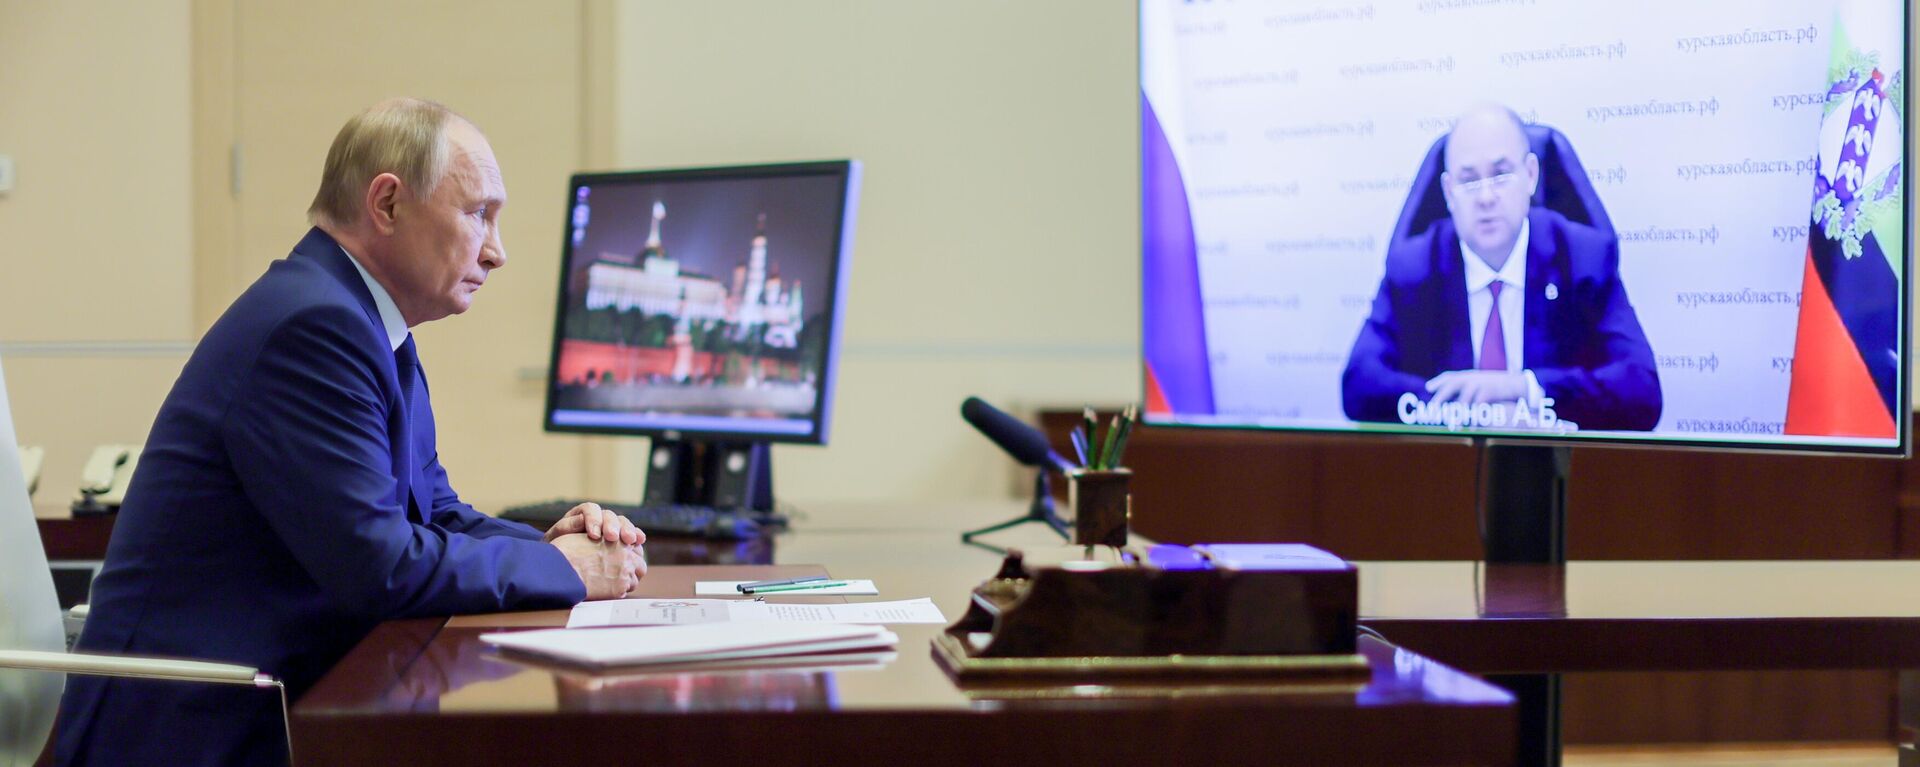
[1479,281,1507,371]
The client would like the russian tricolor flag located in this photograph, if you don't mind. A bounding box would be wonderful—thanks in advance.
[1141,1,1215,418]
[1785,1,1905,439]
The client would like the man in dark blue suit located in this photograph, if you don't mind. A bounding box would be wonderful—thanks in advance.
[1342,105,1661,432]
[56,99,647,766]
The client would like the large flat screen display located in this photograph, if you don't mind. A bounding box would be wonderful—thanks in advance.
[1142,0,1910,453]
[544,161,858,443]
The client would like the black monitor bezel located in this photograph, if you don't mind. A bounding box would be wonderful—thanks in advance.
[1134,0,1912,458]
[542,160,857,445]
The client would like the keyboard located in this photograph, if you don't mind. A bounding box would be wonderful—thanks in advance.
[499,499,766,540]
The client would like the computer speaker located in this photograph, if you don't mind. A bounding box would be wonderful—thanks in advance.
[641,442,691,506]
[707,443,771,511]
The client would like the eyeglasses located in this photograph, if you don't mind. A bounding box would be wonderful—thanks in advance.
[1450,173,1518,196]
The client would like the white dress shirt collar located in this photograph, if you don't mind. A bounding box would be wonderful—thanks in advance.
[1460,219,1529,294]
[1459,219,1529,377]
[340,246,410,352]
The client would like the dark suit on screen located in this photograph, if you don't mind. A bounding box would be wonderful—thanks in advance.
[55,228,584,766]
[1341,208,1662,431]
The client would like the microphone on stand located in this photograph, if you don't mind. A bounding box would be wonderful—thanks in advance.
[957,396,1072,546]
[960,397,1076,472]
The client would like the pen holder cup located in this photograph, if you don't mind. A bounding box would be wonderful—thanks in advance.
[1068,468,1132,547]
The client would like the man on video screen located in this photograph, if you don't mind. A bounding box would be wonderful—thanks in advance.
[1341,105,1661,432]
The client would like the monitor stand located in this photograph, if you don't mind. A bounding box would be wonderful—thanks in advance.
[1476,441,1569,565]
[642,440,785,528]
[1474,440,1570,767]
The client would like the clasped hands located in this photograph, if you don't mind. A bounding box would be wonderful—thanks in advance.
[546,503,647,600]
[1423,370,1528,405]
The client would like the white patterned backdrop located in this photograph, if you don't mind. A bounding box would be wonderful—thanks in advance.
[1145,0,1907,439]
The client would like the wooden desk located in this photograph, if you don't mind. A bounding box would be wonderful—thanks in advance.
[49,497,1920,762]
[293,516,1517,767]
[1038,409,1920,560]
[1358,561,1920,766]
[1359,561,1920,671]
[33,504,114,609]
[33,504,115,561]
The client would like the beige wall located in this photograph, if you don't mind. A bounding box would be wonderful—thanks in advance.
[218,1,600,505]
[0,1,194,343]
[0,0,195,501]
[6,0,1146,511]
[2,1,610,508]
[18,3,1909,517]
[606,1,1141,506]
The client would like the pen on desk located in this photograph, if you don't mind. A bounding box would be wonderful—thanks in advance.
[735,575,829,593]
[742,580,854,594]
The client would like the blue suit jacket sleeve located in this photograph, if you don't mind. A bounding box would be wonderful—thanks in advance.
[1528,233,1662,431]
[410,371,547,542]
[1342,277,1436,423]
[425,452,545,541]
[222,305,584,619]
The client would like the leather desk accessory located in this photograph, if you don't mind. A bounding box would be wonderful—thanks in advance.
[933,543,1367,683]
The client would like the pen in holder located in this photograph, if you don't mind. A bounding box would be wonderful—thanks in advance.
[1068,467,1132,547]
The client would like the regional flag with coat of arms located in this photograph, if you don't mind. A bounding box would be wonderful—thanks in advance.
[1785,0,1906,439]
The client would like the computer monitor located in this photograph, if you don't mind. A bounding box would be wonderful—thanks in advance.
[1140,1,1909,557]
[543,161,860,510]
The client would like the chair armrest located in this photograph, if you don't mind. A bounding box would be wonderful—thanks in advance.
[0,649,270,687]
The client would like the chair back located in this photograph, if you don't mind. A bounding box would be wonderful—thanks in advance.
[1389,123,1616,244]
[0,357,64,767]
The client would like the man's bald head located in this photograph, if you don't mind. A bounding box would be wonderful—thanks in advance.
[1440,103,1539,268]
[1444,104,1530,168]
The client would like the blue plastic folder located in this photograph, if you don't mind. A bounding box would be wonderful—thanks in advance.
[1141,543,1348,571]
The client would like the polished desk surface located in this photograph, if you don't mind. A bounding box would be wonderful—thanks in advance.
[293,503,1517,767]
[1357,560,1920,672]
[54,499,1920,762]
[1353,560,1920,766]
[45,498,1920,674]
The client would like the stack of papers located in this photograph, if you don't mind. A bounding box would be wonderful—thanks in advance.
[566,597,947,628]
[481,623,899,670]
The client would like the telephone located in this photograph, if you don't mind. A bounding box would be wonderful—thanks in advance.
[18,445,43,497]
[72,444,141,515]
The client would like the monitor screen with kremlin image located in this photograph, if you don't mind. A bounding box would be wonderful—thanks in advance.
[1140,0,1910,455]
[542,161,859,445]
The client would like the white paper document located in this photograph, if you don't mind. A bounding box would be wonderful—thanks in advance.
[524,649,902,676]
[730,599,946,625]
[694,580,879,596]
[482,622,899,669]
[567,597,947,628]
[567,599,730,627]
